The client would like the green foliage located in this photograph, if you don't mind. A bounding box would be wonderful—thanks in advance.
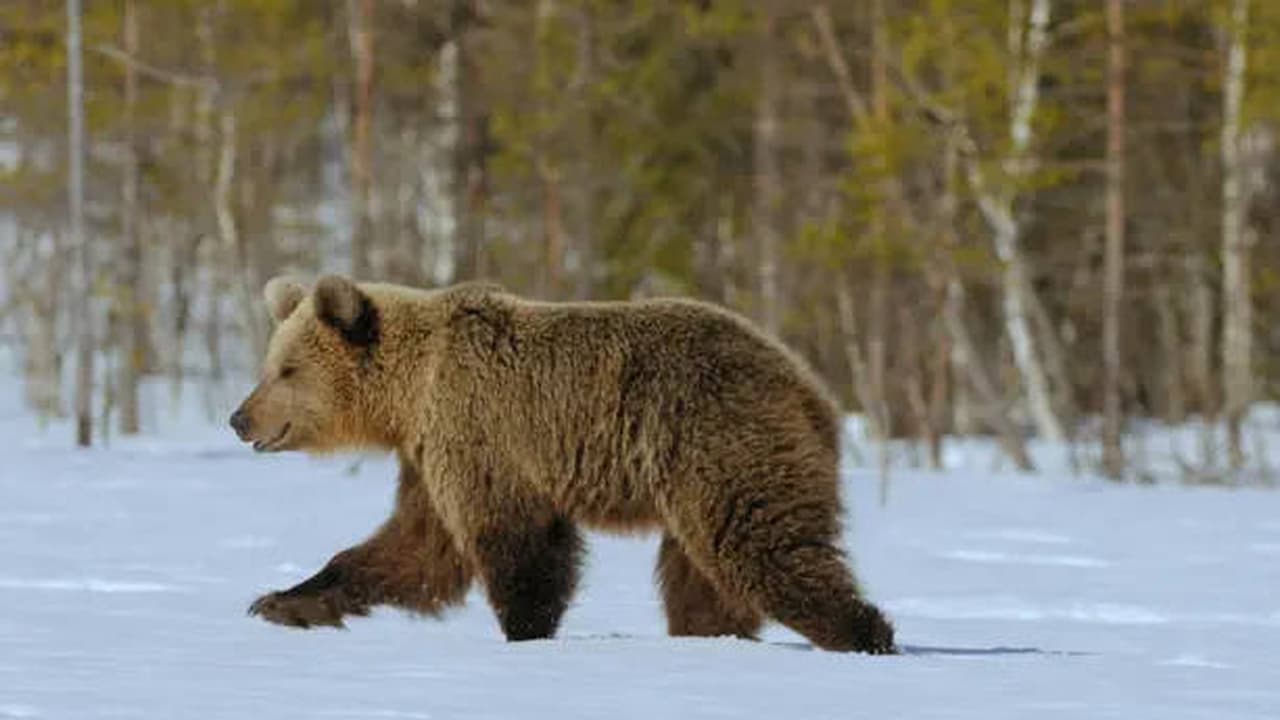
[1244,0,1280,124]
[4,0,1280,432]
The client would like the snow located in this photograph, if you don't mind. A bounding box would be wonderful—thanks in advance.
[2,383,1279,719]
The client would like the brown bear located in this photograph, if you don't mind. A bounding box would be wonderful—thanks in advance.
[230,275,895,653]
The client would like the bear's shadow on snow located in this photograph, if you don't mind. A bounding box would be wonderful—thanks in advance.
[896,644,1091,658]
[769,641,1091,657]
[565,635,1090,657]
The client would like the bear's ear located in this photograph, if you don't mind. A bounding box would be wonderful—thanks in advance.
[263,276,306,322]
[314,275,380,347]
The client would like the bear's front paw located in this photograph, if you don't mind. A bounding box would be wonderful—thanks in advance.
[247,589,368,630]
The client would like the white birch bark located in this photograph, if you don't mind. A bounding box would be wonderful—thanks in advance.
[867,0,892,470]
[347,0,376,281]
[1102,0,1126,478]
[942,133,1034,472]
[1221,0,1254,471]
[836,281,891,490]
[213,107,267,367]
[966,0,1065,442]
[425,40,458,286]
[119,0,143,435]
[68,0,94,447]
[753,5,782,336]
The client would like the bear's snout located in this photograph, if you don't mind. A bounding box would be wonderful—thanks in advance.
[229,408,252,440]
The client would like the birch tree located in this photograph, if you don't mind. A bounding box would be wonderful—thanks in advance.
[68,0,93,447]
[752,2,782,336]
[867,0,892,475]
[451,0,488,282]
[1101,0,1126,479]
[968,0,1065,443]
[118,0,143,436]
[347,0,376,281]
[1220,0,1254,471]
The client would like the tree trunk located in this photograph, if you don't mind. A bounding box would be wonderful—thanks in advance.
[898,302,935,469]
[836,280,891,493]
[428,39,458,285]
[1156,284,1186,423]
[927,301,950,470]
[811,2,895,456]
[752,5,782,336]
[23,229,65,420]
[1002,253,1061,440]
[207,107,241,397]
[573,4,599,300]
[176,7,218,416]
[541,163,565,297]
[68,0,93,448]
[1028,286,1076,424]
[968,0,1064,443]
[716,199,738,308]
[213,108,240,316]
[866,0,891,452]
[168,234,195,413]
[536,0,564,299]
[943,279,1036,473]
[217,108,271,367]
[1101,0,1126,479]
[451,0,488,281]
[394,126,426,286]
[1221,0,1253,471]
[119,0,143,436]
[1188,250,1215,416]
[941,130,1034,472]
[348,0,376,280]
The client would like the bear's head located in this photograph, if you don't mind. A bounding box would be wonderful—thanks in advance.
[229,274,392,454]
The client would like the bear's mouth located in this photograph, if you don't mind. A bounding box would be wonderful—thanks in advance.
[253,422,292,453]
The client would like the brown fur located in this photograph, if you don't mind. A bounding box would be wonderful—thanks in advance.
[247,451,472,628]
[233,276,895,653]
[656,534,763,639]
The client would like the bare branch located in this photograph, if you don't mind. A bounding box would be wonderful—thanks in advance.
[90,44,300,95]
[809,4,870,125]
[90,44,211,89]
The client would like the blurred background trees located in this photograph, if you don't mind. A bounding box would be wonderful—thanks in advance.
[1,0,1277,481]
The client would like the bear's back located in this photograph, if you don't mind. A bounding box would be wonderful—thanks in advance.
[506,294,842,459]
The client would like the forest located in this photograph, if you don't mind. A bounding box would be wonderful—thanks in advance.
[1,0,1277,482]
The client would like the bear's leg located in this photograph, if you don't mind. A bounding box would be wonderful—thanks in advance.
[655,533,762,639]
[249,458,473,629]
[666,477,895,654]
[471,513,584,642]
[735,540,895,653]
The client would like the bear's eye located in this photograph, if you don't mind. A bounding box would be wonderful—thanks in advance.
[279,366,298,380]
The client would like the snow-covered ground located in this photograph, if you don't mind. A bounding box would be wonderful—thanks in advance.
[2,384,1278,719]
